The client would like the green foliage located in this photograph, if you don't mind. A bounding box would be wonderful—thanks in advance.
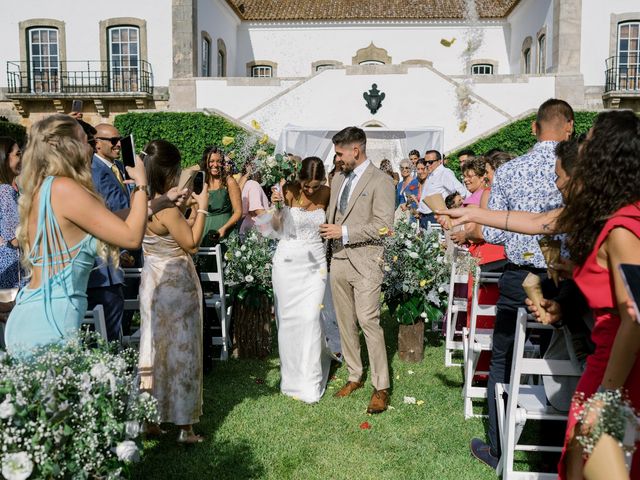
[447,111,600,175]
[113,112,273,168]
[0,119,27,145]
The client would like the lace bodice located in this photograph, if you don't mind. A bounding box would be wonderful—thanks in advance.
[280,207,325,242]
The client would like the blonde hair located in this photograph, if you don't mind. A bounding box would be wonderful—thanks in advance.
[17,114,118,274]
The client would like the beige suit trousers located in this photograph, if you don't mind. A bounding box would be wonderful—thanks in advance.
[330,257,390,390]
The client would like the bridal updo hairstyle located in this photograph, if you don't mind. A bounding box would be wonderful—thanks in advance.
[144,139,182,197]
[297,156,326,185]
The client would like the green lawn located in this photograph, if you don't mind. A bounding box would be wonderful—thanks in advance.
[131,315,499,480]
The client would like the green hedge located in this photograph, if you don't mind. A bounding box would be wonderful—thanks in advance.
[447,111,600,175]
[114,112,272,167]
[0,120,27,145]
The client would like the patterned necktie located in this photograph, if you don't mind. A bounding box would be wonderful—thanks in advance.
[339,172,355,214]
[110,163,125,189]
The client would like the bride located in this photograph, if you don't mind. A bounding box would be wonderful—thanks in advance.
[270,157,335,403]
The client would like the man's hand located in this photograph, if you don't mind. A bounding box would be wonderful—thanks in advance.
[319,223,342,240]
[120,252,135,268]
[525,297,562,325]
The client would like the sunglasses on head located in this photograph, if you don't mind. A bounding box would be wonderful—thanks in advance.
[96,136,122,146]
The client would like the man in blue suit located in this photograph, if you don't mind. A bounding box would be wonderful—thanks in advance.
[88,123,132,341]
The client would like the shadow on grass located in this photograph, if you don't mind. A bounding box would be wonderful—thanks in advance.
[132,345,279,479]
[434,372,463,389]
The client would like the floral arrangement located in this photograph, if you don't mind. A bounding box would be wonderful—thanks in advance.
[381,219,451,325]
[222,230,276,302]
[0,335,158,480]
[574,389,639,456]
[254,153,300,188]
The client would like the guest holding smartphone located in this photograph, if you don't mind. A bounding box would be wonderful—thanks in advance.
[137,140,209,444]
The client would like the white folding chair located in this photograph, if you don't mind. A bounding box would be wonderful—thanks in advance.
[444,246,471,367]
[82,304,108,341]
[197,245,231,360]
[121,267,143,347]
[462,268,501,419]
[496,308,583,479]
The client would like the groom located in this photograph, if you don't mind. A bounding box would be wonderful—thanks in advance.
[320,126,395,413]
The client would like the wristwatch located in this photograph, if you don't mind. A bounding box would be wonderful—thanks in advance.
[133,185,150,196]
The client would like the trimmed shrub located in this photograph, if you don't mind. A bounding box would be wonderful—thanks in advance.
[0,120,27,145]
[114,112,272,167]
[447,111,600,175]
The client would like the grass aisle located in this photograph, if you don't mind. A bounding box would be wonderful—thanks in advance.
[132,312,496,480]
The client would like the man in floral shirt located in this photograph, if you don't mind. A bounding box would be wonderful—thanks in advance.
[471,99,575,469]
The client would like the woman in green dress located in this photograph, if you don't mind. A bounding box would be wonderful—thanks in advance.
[199,146,241,246]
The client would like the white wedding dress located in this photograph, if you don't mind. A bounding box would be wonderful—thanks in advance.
[272,207,333,403]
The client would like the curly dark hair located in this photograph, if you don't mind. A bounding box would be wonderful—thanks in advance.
[200,145,227,189]
[461,156,487,177]
[556,110,640,265]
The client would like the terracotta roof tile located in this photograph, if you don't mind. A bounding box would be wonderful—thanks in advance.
[225,0,520,21]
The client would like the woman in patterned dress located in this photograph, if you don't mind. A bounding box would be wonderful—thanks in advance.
[0,137,22,296]
[137,140,210,444]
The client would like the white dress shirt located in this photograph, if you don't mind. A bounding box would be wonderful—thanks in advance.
[337,159,371,244]
[417,164,469,214]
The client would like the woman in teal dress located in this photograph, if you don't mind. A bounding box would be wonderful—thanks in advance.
[199,146,241,246]
[4,114,149,357]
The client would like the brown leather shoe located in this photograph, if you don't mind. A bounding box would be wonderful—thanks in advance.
[366,389,389,414]
[333,380,364,398]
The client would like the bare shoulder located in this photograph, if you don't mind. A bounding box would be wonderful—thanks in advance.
[226,175,240,191]
[51,177,96,203]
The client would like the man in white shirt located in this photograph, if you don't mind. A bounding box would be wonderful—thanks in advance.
[415,150,469,229]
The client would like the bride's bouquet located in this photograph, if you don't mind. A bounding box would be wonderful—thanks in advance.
[254,153,300,188]
[381,220,452,325]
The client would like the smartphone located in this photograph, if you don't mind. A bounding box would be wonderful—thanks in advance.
[192,171,205,195]
[119,135,136,180]
[619,264,640,323]
[71,99,83,112]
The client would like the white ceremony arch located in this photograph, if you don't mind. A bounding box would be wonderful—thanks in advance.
[275,125,444,171]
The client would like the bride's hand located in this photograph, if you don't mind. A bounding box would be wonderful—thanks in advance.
[271,186,283,204]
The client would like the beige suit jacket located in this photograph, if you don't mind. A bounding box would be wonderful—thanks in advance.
[328,163,395,281]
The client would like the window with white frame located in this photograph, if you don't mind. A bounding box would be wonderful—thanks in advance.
[28,27,60,93]
[108,26,140,91]
[315,64,336,72]
[251,65,272,78]
[537,35,546,73]
[202,37,211,76]
[617,21,640,90]
[359,60,385,66]
[471,63,493,75]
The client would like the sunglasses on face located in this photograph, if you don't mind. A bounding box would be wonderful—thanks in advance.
[425,160,437,165]
[96,136,122,146]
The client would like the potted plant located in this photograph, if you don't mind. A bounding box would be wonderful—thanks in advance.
[223,231,275,359]
[382,220,450,362]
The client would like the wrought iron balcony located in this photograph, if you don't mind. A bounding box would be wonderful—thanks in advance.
[6,60,153,96]
[605,55,639,93]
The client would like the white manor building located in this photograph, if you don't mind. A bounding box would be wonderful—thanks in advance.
[1,0,639,153]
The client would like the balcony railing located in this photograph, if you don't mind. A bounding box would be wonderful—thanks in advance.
[605,55,640,93]
[6,60,153,95]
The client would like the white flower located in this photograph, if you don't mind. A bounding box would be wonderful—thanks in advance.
[405,240,413,248]
[234,251,242,258]
[384,266,391,272]
[245,275,254,283]
[240,245,247,251]
[2,452,34,480]
[125,421,141,439]
[408,252,419,259]
[0,397,16,419]
[90,362,110,381]
[114,441,140,463]
[266,157,277,168]
[79,372,92,391]
[420,312,428,319]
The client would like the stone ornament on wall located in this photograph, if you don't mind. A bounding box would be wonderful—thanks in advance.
[352,42,392,65]
[363,83,385,114]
